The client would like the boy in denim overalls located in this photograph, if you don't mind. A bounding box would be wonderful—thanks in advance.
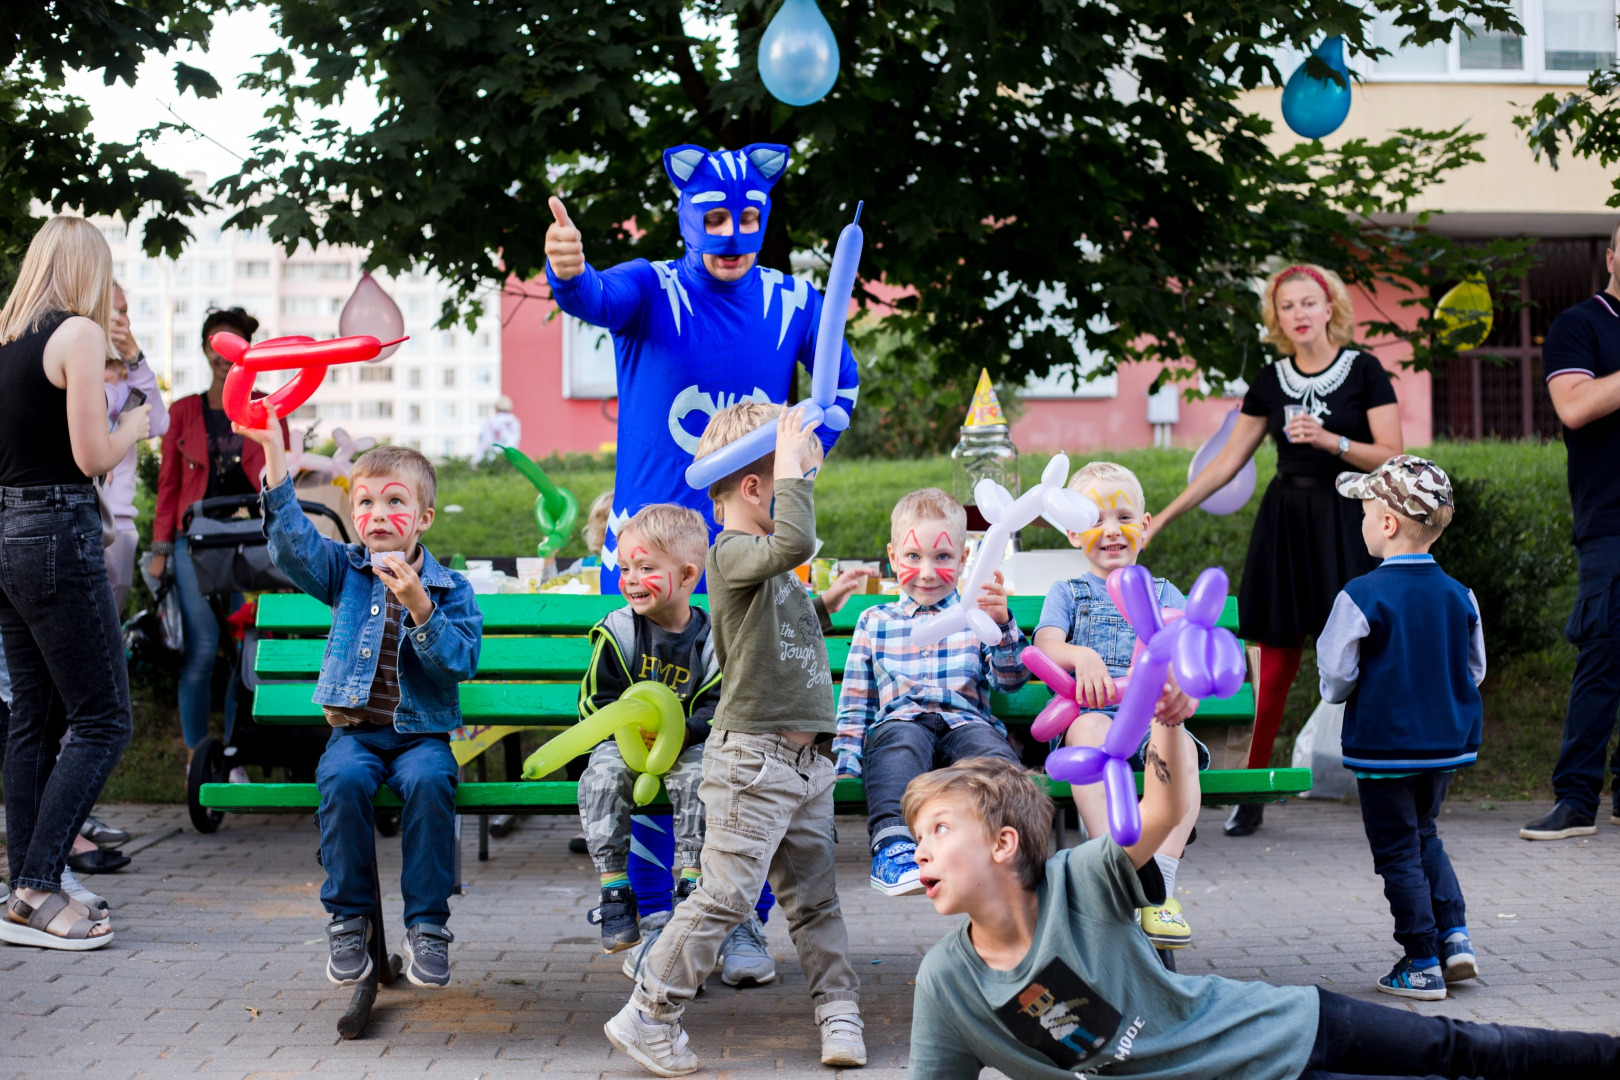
[1032,461,1207,951]
[242,410,482,991]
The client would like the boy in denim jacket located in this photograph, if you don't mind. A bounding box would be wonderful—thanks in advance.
[242,410,482,990]
[1032,461,1206,952]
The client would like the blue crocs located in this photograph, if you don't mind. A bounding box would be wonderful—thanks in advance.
[870,839,924,897]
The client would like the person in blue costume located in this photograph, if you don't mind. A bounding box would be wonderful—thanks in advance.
[543,143,861,976]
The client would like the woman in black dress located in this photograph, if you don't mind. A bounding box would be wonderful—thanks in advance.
[1148,264,1405,835]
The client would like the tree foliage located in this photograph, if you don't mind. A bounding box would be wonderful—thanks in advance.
[214,0,1530,389]
[0,1,225,281]
[1518,61,1620,213]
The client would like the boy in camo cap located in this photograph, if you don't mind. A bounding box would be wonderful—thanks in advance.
[1317,454,1486,1002]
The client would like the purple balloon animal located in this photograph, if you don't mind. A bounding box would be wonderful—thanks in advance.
[1023,564,1246,846]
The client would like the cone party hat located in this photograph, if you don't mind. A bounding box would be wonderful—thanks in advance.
[964,369,1007,427]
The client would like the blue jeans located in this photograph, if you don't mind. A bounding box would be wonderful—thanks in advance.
[864,713,1018,850]
[173,533,238,749]
[1301,986,1619,1078]
[1553,535,1620,816]
[1356,772,1465,963]
[316,727,457,929]
[0,486,132,892]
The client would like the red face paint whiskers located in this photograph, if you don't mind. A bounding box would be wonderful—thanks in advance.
[897,567,921,587]
[387,513,413,535]
[353,512,372,534]
[640,573,665,600]
[935,568,957,587]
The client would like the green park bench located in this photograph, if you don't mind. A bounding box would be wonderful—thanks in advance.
[200,591,1309,834]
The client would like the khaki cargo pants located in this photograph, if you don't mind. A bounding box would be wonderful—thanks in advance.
[631,730,861,1023]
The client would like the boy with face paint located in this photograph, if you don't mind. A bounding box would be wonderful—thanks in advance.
[242,409,482,992]
[1032,461,1208,953]
[832,488,1031,898]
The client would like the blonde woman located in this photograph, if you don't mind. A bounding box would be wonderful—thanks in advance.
[0,216,151,949]
[1148,264,1404,836]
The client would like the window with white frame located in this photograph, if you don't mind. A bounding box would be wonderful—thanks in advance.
[1364,0,1617,80]
[562,314,618,398]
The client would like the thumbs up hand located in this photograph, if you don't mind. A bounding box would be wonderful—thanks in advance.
[546,196,585,281]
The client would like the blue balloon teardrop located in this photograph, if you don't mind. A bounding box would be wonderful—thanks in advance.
[1280,36,1351,139]
[758,0,840,107]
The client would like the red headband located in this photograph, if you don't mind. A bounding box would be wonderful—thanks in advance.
[1273,265,1332,302]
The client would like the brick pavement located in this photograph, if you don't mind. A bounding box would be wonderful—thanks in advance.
[3,798,1619,1079]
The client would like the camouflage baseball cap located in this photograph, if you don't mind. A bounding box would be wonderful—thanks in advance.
[1335,455,1453,524]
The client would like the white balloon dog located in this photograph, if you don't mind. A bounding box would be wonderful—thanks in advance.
[909,453,1101,647]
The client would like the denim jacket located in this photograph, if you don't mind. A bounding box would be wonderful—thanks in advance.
[1035,572,1187,679]
[260,476,482,732]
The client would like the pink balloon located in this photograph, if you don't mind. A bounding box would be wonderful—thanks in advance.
[1030,697,1081,743]
[339,273,405,361]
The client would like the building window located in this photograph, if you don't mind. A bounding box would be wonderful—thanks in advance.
[282,261,353,280]
[442,437,455,456]
[442,367,456,388]
[172,298,188,316]
[477,403,492,418]
[360,401,394,418]
[1367,0,1618,80]
[408,403,422,423]
[137,298,155,318]
[319,403,354,421]
[281,296,327,316]
[562,314,618,399]
[1547,0,1617,68]
[440,402,458,421]
[478,331,492,349]
[236,260,270,278]
[475,366,492,385]
[138,263,155,283]
[325,367,347,386]
[407,367,422,388]
[206,262,225,283]
[137,334,154,353]
[172,332,189,356]
[358,365,394,382]
[101,225,126,246]
[172,368,187,388]
[291,404,317,420]
[113,262,126,281]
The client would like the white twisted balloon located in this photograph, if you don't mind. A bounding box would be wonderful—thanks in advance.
[909,453,1101,647]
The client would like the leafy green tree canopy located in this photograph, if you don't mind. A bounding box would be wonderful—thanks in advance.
[219,0,1530,390]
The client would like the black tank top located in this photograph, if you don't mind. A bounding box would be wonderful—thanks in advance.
[0,310,88,487]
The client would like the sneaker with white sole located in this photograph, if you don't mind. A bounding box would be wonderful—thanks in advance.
[325,915,373,986]
[1377,957,1446,1000]
[1440,932,1478,983]
[719,913,776,987]
[404,924,453,988]
[1519,802,1596,841]
[870,840,924,896]
[819,1009,867,1067]
[604,1001,700,1076]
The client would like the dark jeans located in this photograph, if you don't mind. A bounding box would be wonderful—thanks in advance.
[864,713,1018,850]
[1300,986,1619,1078]
[1553,535,1620,816]
[1356,772,1465,962]
[316,727,458,928]
[0,486,132,892]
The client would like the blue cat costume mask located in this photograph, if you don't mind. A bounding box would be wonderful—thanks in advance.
[662,143,791,257]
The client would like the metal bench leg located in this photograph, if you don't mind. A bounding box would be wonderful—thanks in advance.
[337,856,401,1039]
[476,755,489,863]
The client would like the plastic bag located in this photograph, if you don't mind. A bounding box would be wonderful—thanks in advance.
[1290,699,1353,800]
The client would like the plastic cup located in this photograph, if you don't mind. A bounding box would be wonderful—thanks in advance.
[1283,404,1307,442]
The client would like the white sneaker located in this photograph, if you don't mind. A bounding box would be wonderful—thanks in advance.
[228,767,250,784]
[604,1002,700,1076]
[819,1009,867,1067]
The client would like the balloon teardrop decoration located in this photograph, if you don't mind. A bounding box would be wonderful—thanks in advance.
[1188,407,1258,516]
[339,273,406,361]
[1280,36,1352,139]
[758,0,841,107]
[1435,276,1494,350]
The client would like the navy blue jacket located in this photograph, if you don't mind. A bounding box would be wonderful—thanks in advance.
[1317,554,1486,771]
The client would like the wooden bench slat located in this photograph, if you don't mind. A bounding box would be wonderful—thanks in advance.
[252,679,1255,726]
[256,591,1241,636]
[199,767,1311,814]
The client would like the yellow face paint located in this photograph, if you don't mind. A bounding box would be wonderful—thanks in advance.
[1078,485,1144,555]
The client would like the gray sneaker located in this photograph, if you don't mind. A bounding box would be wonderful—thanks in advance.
[404,924,453,988]
[325,915,373,986]
[604,1001,700,1076]
[819,1008,867,1067]
[719,913,776,987]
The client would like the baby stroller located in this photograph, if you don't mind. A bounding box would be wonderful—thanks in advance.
[182,492,351,833]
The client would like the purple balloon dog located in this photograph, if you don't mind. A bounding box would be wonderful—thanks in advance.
[1023,564,1246,846]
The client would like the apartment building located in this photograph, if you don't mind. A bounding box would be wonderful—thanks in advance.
[99,181,502,458]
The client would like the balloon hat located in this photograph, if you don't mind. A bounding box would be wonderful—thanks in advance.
[1029,565,1246,846]
[908,453,1101,648]
[685,202,864,489]
[499,444,580,559]
[210,331,408,430]
[522,681,685,805]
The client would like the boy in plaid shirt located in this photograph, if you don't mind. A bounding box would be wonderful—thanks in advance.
[834,488,1030,896]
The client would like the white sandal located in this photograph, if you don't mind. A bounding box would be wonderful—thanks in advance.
[2,892,113,950]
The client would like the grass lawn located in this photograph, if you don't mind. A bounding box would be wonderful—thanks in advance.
[74,439,1609,805]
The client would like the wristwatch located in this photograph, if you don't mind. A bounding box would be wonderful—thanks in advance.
[1335,435,1350,457]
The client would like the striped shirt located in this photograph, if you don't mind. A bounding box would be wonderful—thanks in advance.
[322,550,418,729]
[832,592,1029,778]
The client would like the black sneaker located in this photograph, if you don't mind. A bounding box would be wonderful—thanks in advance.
[673,877,699,905]
[590,884,642,953]
[1519,802,1596,841]
[404,924,453,988]
[325,915,373,986]
[1223,804,1263,837]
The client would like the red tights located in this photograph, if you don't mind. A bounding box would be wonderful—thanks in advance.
[1249,645,1303,769]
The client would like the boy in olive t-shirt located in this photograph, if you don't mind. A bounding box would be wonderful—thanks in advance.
[604,402,867,1077]
[902,753,1620,1080]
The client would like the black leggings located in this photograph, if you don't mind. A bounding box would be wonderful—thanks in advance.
[1301,988,1619,1078]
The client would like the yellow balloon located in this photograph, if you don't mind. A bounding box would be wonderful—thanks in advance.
[520,681,686,786]
[633,772,663,806]
[1435,276,1493,350]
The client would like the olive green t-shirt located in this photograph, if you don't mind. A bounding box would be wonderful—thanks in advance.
[705,477,835,735]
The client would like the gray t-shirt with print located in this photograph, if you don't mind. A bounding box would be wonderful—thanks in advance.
[908,839,1319,1080]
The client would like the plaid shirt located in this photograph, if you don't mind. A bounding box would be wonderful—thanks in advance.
[833,592,1029,778]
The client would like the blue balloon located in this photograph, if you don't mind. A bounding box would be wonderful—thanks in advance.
[759,0,840,107]
[1281,36,1351,139]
